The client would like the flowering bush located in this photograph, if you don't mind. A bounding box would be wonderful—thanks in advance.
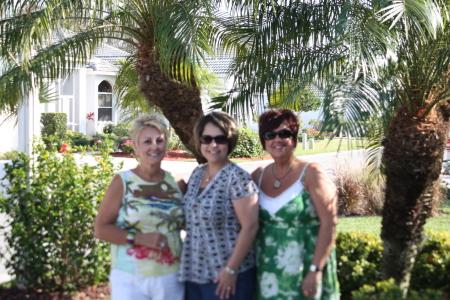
[120,140,135,155]
[58,142,71,154]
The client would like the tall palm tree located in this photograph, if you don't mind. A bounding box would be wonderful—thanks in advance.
[0,0,223,161]
[215,0,450,294]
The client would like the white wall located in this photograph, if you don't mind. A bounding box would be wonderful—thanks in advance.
[0,116,18,153]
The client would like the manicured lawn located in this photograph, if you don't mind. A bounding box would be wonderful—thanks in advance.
[337,205,450,235]
[180,138,370,162]
[294,138,369,157]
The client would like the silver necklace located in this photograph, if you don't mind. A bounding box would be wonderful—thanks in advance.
[272,164,293,188]
[205,166,212,182]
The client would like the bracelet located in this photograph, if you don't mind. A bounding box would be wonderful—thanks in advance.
[225,266,237,275]
[126,230,136,246]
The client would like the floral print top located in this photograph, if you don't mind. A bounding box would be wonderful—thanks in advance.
[256,164,340,300]
[111,170,184,277]
[179,163,258,283]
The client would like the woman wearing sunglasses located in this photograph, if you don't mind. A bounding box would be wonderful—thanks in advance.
[179,111,259,300]
[252,109,339,299]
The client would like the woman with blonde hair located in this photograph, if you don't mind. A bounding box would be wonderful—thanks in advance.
[95,114,186,300]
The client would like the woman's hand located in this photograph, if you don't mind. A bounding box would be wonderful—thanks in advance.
[214,268,237,299]
[135,232,168,250]
[301,271,322,299]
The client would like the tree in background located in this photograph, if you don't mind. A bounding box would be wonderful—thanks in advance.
[214,0,450,294]
[0,0,229,162]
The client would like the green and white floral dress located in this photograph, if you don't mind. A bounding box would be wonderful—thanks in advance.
[256,164,339,300]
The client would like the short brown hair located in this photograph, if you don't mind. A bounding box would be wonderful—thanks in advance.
[193,111,239,156]
[258,109,299,150]
[129,114,168,145]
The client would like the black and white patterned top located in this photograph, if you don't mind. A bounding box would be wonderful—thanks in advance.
[178,163,259,283]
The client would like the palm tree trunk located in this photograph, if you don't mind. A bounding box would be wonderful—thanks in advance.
[381,105,449,295]
[134,37,205,163]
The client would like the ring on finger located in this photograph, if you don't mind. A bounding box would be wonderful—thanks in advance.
[227,286,231,290]
[161,242,165,248]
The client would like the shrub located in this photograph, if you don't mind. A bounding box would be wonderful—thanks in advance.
[41,112,67,141]
[229,128,263,159]
[0,150,20,160]
[300,128,332,140]
[120,140,135,155]
[72,138,91,147]
[66,130,86,141]
[410,231,450,293]
[167,131,188,151]
[112,123,131,137]
[0,141,121,292]
[102,123,115,134]
[336,231,450,299]
[336,231,382,298]
[330,159,384,216]
[352,278,448,300]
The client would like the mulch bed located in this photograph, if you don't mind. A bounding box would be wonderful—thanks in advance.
[0,283,111,300]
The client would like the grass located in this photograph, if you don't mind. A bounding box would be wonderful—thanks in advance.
[337,203,450,235]
[294,138,369,157]
[178,138,369,162]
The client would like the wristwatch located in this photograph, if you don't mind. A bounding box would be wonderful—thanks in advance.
[225,266,237,275]
[309,264,322,272]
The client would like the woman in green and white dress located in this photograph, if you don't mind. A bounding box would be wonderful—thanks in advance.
[252,109,340,300]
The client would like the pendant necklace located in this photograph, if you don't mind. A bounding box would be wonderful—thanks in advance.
[205,166,212,182]
[272,164,293,189]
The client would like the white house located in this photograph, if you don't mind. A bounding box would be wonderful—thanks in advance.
[1,44,129,153]
[1,43,322,154]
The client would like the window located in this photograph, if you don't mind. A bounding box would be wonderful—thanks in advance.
[98,81,112,121]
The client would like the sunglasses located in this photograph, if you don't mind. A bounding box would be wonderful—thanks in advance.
[263,129,294,140]
[200,135,228,145]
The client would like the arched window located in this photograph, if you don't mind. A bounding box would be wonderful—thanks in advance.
[98,81,112,121]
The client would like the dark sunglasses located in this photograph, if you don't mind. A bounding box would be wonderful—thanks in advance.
[200,135,228,145]
[263,129,294,140]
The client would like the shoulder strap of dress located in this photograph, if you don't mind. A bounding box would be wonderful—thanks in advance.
[257,167,266,188]
[300,162,311,185]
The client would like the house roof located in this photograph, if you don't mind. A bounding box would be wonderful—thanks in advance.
[94,44,130,65]
[203,50,233,74]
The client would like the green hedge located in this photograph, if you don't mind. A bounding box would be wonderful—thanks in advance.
[336,231,450,299]
[41,112,67,141]
[229,128,263,159]
[0,141,120,292]
[352,278,448,299]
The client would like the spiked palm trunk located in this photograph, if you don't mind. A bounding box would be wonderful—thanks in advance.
[134,36,205,163]
[381,104,450,293]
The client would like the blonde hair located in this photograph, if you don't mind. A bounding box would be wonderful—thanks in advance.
[129,114,168,144]
[193,111,239,155]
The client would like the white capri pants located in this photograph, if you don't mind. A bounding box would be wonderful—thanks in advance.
[110,269,185,300]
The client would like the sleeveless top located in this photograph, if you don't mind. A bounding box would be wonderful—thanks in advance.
[111,169,184,277]
[256,163,340,299]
